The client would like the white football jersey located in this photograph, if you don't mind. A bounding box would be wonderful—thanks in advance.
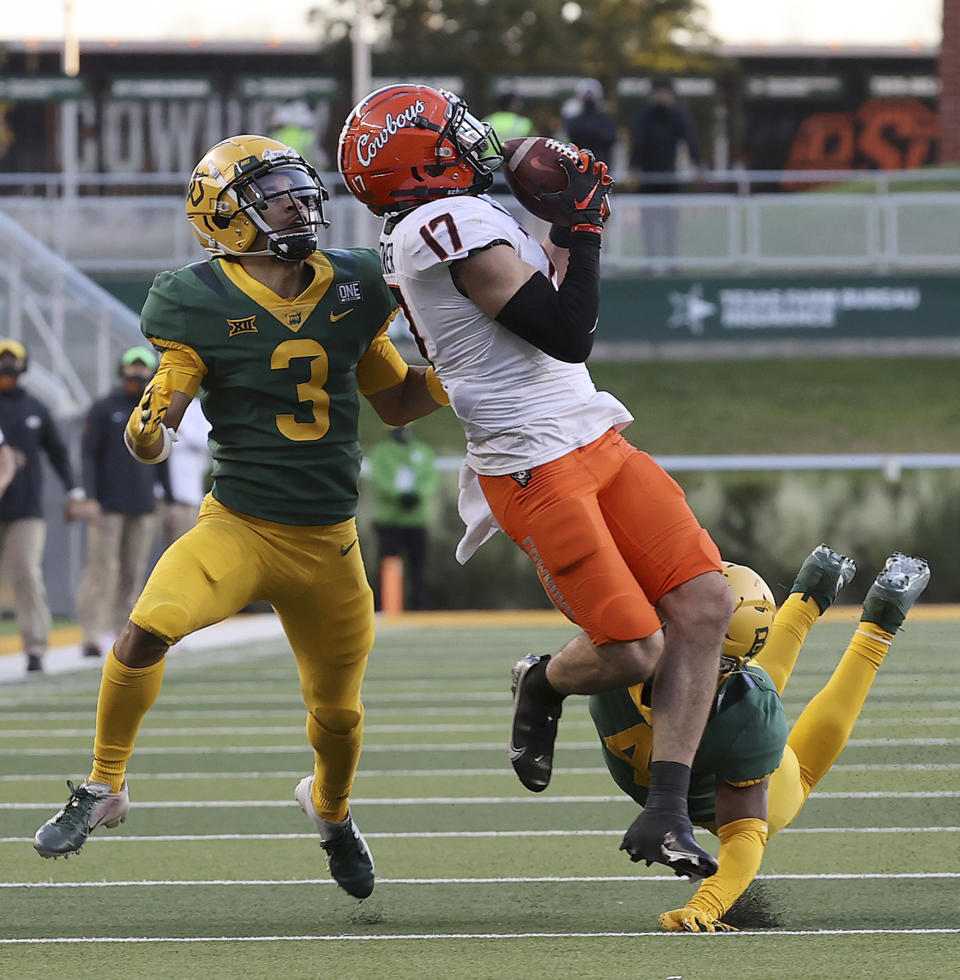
[379,194,631,475]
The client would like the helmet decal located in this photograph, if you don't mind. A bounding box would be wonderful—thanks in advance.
[356,98,428,168]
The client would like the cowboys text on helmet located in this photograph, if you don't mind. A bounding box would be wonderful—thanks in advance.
[356,99,427,168]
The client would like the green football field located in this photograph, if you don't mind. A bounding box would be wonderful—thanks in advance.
[2,617,958,979]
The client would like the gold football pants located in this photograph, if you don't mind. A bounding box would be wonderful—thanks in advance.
[127,493,374,819]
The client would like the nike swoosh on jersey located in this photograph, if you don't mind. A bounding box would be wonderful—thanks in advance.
[330,308,355,322]
[340,539,358,556]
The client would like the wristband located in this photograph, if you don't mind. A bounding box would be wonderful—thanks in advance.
[125,424,178,464]
[67,487,86,502]
[570,222,604,237]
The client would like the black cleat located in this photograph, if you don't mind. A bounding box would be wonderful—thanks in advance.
[295,776,375,899]
[620,808,718,879]
[861,553,931,634]
[790,544,857,614]
[508,654,561,793]
[26,654,43,673]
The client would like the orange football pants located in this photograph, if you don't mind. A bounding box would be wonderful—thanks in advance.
[479,429,721,645]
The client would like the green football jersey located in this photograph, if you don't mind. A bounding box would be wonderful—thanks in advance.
[140,249,395,525]
[589,663,788,825]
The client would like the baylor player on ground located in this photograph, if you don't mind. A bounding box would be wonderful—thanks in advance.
[593,545,930,932]
[33,135,448,900]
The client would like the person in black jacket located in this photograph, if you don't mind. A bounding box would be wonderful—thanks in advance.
[629,77,703,268]
[564,78,618,169]
[74,347,169,659]
[0,339,87,672]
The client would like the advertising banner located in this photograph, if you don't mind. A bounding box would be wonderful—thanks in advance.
[600,275,959,342]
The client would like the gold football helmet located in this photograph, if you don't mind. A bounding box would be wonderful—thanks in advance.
[186,135,329,261]
[720,561,776,664]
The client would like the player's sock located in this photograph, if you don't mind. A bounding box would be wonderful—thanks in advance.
[750,594,819,696]
[307,711,362,823]
[785,626,890,796]
[89,648,165,792]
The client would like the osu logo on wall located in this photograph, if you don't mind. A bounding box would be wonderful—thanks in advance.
[783,98,938,186]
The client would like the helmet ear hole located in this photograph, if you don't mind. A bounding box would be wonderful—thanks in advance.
[213,214,231,229]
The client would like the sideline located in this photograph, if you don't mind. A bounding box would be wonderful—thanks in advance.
[0,614,285,684]
[3,605,958,684]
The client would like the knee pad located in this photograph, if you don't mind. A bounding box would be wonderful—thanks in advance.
[130,591,194,646]
[307,705,363,739]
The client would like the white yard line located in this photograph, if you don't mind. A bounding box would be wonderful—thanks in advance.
[4,715,960,739]
[4,762,960,783]
[2,928,959,944]
[3,872,959,889]
[4,790,959,811]
[7,685,960,708]
[3,735,960,757]
[2,826,959,845]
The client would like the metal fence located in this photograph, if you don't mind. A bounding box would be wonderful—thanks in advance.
[0,207,144,414]
[2,168,960,276]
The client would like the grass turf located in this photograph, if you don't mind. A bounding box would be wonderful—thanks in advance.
[1,620,958,978]
[357,356,960,457]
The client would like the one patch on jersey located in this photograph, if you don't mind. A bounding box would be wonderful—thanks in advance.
[287,311,303,328]
[227,315,258,337]
[338,281,362,303]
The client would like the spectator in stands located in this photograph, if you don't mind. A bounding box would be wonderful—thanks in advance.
[564,78,618,167]
[75,347,169,659]
[485,91,534,142]
[629,76,703,269]
[368,426,438,611]
[0,339,87,673]
[161,398,211,545]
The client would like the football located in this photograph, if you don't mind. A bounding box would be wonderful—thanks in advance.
[501,136,581,225]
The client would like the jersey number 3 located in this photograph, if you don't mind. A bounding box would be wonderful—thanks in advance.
[270,339,331,441]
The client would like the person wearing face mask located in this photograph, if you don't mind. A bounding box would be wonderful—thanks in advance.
[629,76,704,271]
[74,346,170,660]
[0,339,87,673]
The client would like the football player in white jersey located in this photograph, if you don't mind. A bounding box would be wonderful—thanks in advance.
[339,85,734,879]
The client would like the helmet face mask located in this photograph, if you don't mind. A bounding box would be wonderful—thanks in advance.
[187,136,329,261]
[338,84,503,216]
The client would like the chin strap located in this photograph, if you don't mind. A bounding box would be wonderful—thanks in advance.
[268,232,318,261]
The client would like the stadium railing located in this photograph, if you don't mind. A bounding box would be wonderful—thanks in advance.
[2,168,960,276]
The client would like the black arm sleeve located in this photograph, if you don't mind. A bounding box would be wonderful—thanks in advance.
[493,233,601,363]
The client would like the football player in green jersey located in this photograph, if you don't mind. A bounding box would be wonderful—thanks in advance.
[33,135,449,899]
[592,544,930,931]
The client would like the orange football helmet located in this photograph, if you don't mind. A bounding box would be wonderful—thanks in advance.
[338,84,503,216]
